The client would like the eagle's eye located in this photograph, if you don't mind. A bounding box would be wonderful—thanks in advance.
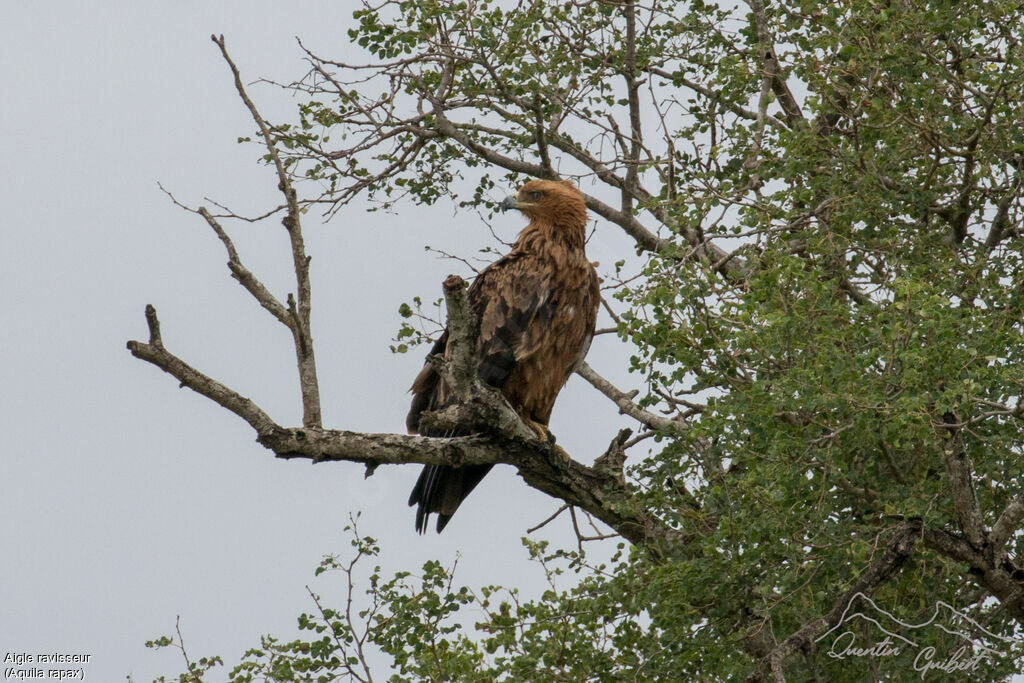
[530,190,543,201]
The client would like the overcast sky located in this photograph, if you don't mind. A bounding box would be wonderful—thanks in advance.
[1,3,641,680]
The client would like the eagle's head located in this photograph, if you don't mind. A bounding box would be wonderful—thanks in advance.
[500,179,587,229]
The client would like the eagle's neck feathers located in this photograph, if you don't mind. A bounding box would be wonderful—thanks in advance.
[515,218,587,263]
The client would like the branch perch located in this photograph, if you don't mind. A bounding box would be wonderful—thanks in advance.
[127,278,683,551]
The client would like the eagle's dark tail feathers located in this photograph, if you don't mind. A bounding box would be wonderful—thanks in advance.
[406,328,497,533]
[408,462,493,533]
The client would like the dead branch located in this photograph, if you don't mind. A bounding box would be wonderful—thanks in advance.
[127,305,276,435]
[527,504,570,534]
[576,362,684,433]
[196,206,292,327]
[128,287,682,552]
[212,34,322,428]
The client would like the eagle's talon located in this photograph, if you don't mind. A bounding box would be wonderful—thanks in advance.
[524,417,552,443]
[526,421,570,462]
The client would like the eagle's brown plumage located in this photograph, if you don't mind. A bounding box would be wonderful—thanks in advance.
[406,179,600,533]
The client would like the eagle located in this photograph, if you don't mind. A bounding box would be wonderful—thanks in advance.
[406,179,600,533]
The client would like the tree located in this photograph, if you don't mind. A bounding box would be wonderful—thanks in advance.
[131,0,1024,679]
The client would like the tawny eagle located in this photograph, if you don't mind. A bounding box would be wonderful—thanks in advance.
[406,179,600,533]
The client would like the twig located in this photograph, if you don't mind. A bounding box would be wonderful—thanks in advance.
[308,582,374,683]
[569,506,618,550]
[174,616,197,683]
[527,504,570,534]
[600,296,623,326]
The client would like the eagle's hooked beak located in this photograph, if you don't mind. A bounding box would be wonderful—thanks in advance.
[499,195,518,212]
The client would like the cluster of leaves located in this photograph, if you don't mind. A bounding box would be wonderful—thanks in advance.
[143,630,223,683]
[391,295,444,354]
[146,522,678,682]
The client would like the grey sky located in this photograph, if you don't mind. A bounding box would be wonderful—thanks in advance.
[1,3,638,679]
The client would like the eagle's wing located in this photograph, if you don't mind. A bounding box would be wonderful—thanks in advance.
[473,251,553,386]
[407,252,554,533]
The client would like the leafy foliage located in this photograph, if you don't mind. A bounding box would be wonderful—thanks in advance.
[156,0,1024,679]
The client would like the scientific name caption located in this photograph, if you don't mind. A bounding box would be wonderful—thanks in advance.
[4,653,91,680]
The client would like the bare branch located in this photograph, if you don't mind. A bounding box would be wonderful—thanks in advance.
[439,275,477,399]
[527,504,570,534]
[157,186,293,327]
[211,35,299,221]
[143,303,162,347]
[128,289,684,552]
[127,306,277,436]
[600,296,623,326]
[174,616,194,679]
[576,361,684,433]
[195,207,292,327]
[212,34,322,428]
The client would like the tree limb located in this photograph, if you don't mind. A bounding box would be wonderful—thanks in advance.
[213,34,322,428]
[126,305,277,436]
[922,526,1024,621]
[990,494,1024,558]
[127,284,685,552]
[940,412,986,549]
[744,0,804,128]
[752,521,920,682]
[576,361,683,433]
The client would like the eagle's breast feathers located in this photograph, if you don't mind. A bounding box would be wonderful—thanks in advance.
[406,179,600,533]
